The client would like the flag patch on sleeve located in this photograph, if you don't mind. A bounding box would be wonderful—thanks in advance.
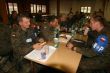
[92,34,108,54]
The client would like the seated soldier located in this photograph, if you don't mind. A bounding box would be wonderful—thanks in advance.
[0,16,13,73]
[40,15,60,41]
[67,15,110,73]
[11,13,46,73]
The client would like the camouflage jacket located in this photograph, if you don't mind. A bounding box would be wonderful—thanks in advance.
[76,27,110,63]
[40,22,55,41]
[11,26,37,57]
[0,23,11,56]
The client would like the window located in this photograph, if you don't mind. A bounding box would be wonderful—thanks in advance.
[34,4,37,13]
[81,6,91,13]
[81,7,84,12]
[8,3,18,14]
[84,7,87,13]
[31,4,46,13]
[37,5,42,13]
[31,4,37,13]
[42,5,46,13]
[31,4,34,13]
[87,7,91,13]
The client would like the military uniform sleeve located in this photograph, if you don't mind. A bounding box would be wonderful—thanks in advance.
[75,47,97,57]
[0,25,11,56]
[11,31,33,56]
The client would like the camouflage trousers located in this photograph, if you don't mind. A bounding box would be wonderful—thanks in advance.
[77,56,110,73]
[0,56,16,73]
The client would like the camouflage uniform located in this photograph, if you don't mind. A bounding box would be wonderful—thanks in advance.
[0,23,11,56]
[0,23,14,73]
[11,26,38,73]
[76,27,110,73]
[40,22,56,41]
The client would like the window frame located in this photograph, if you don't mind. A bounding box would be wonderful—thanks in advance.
[31,4,47,14]
[8,3,18,14]
[81,6,91,13]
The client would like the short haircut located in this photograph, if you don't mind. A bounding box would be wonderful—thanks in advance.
[17,13,30,22]
[48,15,58,22]
[91,15,107,27]
[11,11,17,14]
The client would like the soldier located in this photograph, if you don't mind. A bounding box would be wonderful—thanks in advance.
[11,13,45,73]
[77,15,110,73]
[40,16,60,41]
[8,11,18,28]
[0,16,13,73]
[67,15,110,73]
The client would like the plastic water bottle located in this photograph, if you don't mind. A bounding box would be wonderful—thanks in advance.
[53,38,59,48]
[53,28,59,48]
[41,45,49,59]
[41,52,46,59]
[71,29,75,36]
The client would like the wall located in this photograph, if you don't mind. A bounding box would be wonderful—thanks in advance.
[60,0,95,14]
[0,0,8,24]
[49,0,57,15]
[60,0,72,14]
[104,0,110,21]
[94,0,104,11]
[5,0,49,14]
[0,0,49,24]
[49,0,104,15]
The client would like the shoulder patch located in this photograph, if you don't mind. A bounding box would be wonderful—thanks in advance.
[92,34,108,54]
[11,32,16,37]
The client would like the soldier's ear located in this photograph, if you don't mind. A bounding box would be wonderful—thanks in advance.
[19,21,22,26]
[50,22,53,25]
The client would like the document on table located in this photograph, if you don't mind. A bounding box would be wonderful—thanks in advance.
[24,45,57,62]
[59,34,72,43]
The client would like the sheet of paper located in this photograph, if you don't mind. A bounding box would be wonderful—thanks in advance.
[59,37,68,43]
[24,45,56,62]
[59,34,72,43]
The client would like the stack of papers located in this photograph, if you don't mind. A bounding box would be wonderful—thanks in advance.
[24,45,57,62]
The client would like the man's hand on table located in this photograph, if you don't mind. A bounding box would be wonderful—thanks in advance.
[33,42,46,50]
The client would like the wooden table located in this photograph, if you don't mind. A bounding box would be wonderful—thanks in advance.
[45,42,82,73]
[25,33,87,73]
[25,41,82,73]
